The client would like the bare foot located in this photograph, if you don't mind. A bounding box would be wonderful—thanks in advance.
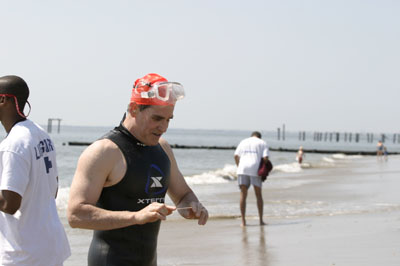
[260,221,266,226]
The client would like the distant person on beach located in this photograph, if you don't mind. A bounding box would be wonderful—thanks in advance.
[234,131,269,227]
[376,140,384,157]
[67,73,208,266]
[383,146,388,161]
[296,146,304,164]
[0,75,70,265]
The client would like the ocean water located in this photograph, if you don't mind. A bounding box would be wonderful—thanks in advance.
[1,124,399,220]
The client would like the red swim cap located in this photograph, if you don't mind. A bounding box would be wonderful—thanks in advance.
[131,73,184,106]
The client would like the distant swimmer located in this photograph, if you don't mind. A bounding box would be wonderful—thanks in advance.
[0,75,70,265]
[67,73,208,266]
[296,146,304,164]
[376,140,384,157]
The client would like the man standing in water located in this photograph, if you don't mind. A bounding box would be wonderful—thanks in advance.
[68,73,208,266]
[376,140,384,158]
[234,131,269,227]
[296,146,304,164]
[0,75,70,265]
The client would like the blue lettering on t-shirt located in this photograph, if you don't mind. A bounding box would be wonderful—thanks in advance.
[44,156,53,173]
[242,150,257,154]
[34,138,54,160]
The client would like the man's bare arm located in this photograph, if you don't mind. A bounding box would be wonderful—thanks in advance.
[0,190,21,215]
[160,138,208,225]
[67,139,175,230]
[234,155,240,166]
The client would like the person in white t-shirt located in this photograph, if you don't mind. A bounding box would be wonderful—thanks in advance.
[234,131,269,227]
[0,75,70,265]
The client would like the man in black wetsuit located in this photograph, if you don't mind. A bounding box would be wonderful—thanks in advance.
[67,73,208,266]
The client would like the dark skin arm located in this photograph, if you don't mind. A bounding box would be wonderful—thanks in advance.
[0,190,22,215]
[234,155,240,166]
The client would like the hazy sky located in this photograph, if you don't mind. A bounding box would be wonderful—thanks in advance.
[1,0,399,133]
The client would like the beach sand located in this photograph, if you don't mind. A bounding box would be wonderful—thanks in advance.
[63,155,400,266]
[157,212,400,266]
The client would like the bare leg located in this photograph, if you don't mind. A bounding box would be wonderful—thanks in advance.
[254,185,265,225]
[239,185,248,227]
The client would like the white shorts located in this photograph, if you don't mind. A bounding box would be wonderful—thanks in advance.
[238,175,262,188]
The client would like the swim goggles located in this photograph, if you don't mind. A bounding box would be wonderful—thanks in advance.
[133,81,185,105]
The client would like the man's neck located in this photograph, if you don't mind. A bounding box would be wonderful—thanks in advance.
[2,116,25,133]
[122,115,143,142]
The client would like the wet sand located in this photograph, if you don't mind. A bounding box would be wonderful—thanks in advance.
[63,155,400,266]
[157,210,400,266]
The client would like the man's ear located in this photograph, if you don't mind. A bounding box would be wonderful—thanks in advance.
[128,102,138,117]
[0,96,7,104]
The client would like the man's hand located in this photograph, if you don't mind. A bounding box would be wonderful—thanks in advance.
[134,202,176,225]
[177,201,208,225]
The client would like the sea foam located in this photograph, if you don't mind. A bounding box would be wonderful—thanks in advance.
[185,164,236,185]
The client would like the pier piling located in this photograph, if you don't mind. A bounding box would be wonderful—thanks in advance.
[47,118,62,133]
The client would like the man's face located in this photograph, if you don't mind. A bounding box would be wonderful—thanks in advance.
[134,104,175,146]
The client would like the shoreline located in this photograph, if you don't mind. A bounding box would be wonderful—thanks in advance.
[62,155,400,265]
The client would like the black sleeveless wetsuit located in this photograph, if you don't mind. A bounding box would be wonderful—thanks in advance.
[88,122,171,266]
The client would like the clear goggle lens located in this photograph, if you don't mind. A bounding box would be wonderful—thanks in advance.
[136,81,185,103]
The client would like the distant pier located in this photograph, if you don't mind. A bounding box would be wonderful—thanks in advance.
[48,118,62,133]
[292,131,400,144]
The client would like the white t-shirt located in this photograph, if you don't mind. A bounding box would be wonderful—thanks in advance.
[0,120,70,266]
[234,136,269,176]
